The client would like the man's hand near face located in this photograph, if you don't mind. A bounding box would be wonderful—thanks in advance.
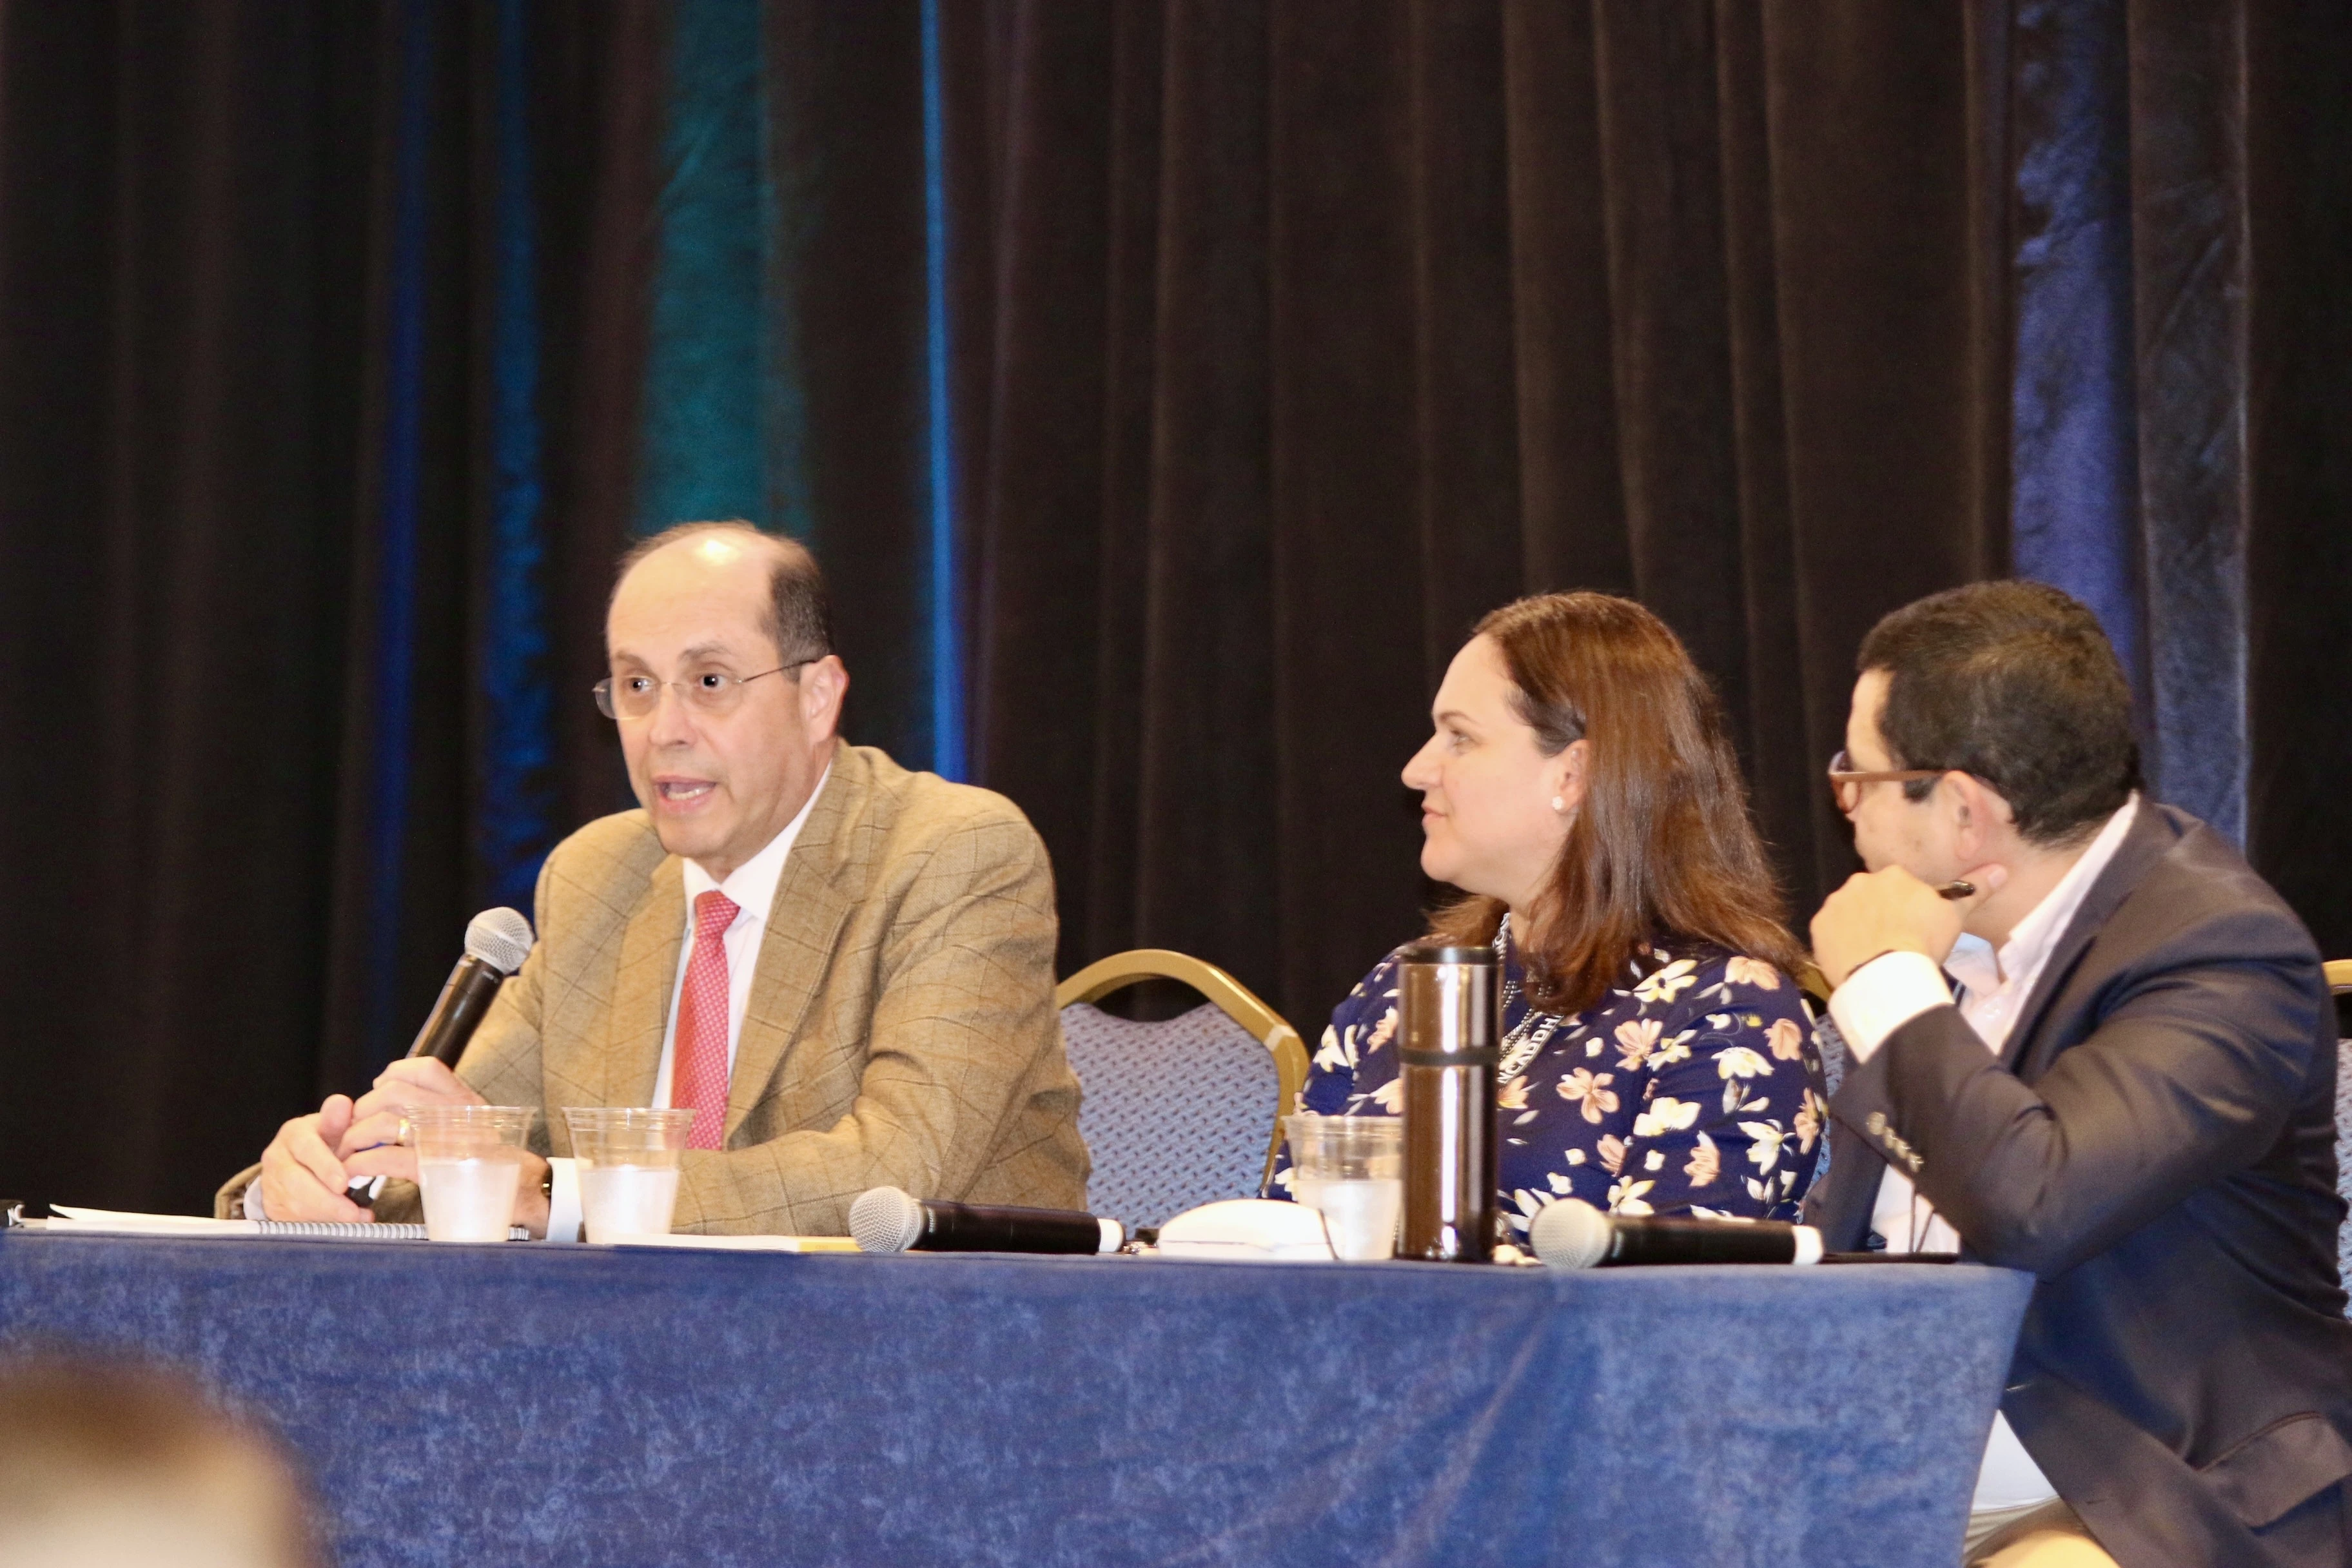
[1811,863,2010,989]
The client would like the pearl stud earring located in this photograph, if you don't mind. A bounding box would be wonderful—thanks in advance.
[1551,796,1566,812]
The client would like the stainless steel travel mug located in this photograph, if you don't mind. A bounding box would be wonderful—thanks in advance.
[1396,941,1499,1262]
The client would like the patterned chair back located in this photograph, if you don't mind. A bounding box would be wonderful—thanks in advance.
[1802,1004,1847,1193]
[1055,950,1309,1231]
[2331,961,2352,1309]
[2336,1037,2352,1302]
[1798,961,1843,1192]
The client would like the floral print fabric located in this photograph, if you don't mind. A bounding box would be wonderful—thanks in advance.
[1279,921,1828,1236]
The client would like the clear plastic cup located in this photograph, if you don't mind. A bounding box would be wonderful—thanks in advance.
[1284,1113,1404,1260]
[407,1105,534,1242]
[562,1107,698,1242]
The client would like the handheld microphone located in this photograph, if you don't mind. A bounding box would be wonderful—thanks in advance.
[342,909,535,1208]
[406,908,535,1065]
[1530,1199,1824,1269]
[847,1186,1123,1255]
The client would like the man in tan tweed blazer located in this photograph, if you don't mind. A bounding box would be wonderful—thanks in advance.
[229,523,1086,1236]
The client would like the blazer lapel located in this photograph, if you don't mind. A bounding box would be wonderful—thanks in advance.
[605,854,685,1114]
[725,753,861,1143]
[1998,802,2177,1073]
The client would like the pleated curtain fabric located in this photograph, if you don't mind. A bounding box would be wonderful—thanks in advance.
[952,0,2352,1029]
[960,2,2014,1024]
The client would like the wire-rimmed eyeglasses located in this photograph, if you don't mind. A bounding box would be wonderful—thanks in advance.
[593,660,818,721]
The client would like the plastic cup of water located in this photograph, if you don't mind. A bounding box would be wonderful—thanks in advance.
[407,1105,534,1242]
[562,1107,698,1242]
[1284,1114,1404,1260]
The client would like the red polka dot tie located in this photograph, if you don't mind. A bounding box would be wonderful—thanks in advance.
[671,890,739,1151]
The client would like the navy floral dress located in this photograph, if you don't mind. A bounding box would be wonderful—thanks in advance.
[1276,916,1828,1236]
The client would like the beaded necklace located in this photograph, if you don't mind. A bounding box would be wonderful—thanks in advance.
[1492,914,1567,1081]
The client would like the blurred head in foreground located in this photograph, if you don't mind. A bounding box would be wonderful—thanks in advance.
[0,1355,321,1568]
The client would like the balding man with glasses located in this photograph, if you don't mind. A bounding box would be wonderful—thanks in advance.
[227,522,1088,1237]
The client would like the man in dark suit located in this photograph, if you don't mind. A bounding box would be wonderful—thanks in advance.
[1807,580,2352,1568]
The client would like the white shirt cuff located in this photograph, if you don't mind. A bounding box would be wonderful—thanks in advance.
[1828,950,1954,1064]
[544,1156,583,1242]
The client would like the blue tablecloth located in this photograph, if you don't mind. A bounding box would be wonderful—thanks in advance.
[0,1230,2030,1567]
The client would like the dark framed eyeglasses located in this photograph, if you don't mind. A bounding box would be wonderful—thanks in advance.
[593,660,818,721]
[1825,749,1947,815]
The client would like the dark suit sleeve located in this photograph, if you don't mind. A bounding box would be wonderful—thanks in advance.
[1845,903,2326,1278]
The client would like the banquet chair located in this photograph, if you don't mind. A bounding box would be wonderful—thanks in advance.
[1796,958,1843,1190]
[1796,958,1839,1088]
[2328,960,2352,1302]
[1055,950,1309,1231]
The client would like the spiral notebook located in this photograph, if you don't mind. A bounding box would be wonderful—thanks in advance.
[43,1206,529,1242]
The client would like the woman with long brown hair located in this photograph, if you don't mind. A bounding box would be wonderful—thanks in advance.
[1284,593,1827,1235]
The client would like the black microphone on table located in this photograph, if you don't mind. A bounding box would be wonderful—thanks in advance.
[1529,1198,1959,1269]
[346,908,535,1203]
[1532,1199,1821,1267]
[848,1186,1123,1255]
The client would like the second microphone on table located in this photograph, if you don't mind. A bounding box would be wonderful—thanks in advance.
[848,1187,1123,1255]
[1531,1198,1825,1268]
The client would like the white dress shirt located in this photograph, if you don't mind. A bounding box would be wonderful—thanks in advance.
[1827,794,2140,1515]
[533,764,830,1244]
[650,760,830,1110]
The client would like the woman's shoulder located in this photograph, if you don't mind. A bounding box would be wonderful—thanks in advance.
[1623,939,1814,1083]
[1632,939,1805,1012]
[1338,947,1414,1009]
[1310,948,1415,1093]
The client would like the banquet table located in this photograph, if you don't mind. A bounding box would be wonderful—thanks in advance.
[0,1228,2032,1568]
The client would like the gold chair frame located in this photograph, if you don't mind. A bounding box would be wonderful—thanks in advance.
[1055,949,1311,1192]
[2327,960,2352,996]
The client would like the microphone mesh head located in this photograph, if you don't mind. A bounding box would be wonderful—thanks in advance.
[1529,1198,1611,1269]
[464,908,534,975]
[847,1186,923,1255]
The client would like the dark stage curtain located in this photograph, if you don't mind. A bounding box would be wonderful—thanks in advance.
[0,0,666,1210]
[0,1,379,1211]
[2240,3,2352,972]
[0,0,969,1213]
[957,0,2352,1026]
[963,3,1971,1016]
[0,0,2345,1214]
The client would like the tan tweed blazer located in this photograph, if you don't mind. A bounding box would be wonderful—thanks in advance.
[222,743,1088,1235]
